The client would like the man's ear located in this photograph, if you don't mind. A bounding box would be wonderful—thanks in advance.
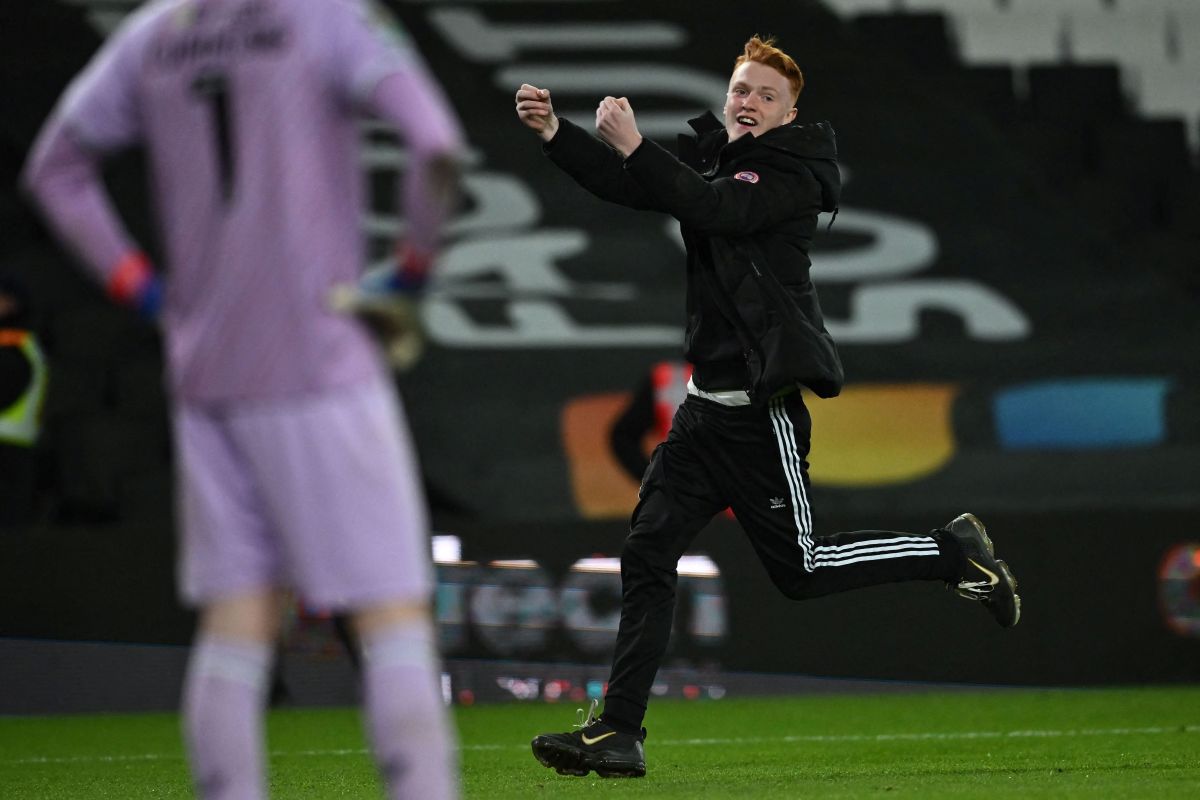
[785,107,798,124]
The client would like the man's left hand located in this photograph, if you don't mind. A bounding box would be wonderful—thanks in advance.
[595,96,643,158]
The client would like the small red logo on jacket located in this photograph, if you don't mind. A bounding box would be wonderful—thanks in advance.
[734,171,760,184]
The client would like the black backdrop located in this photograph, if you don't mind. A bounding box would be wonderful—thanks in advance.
[1,0,1198,688]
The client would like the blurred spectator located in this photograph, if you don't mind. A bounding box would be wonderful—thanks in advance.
[610,360,692,483]
[610,359,734,519]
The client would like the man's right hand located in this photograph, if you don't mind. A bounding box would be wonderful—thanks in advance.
[515,84,559,142]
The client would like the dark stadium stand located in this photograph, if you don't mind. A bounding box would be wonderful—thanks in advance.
[841,3,1197,230]
[851,11,958,70]
[1,0,1197,707]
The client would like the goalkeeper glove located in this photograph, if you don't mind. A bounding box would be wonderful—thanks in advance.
[328,243,436,371]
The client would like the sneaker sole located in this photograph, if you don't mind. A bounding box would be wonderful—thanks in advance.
[531,739,646,778]
[994,559,1022,628]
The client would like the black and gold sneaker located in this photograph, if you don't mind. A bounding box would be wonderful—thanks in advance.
[531,700,647,778]
[945,513,1021,628]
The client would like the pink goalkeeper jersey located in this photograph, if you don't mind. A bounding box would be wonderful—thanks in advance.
[25,0,463,403]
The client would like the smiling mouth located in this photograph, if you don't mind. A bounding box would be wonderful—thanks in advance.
[736,116,757,127]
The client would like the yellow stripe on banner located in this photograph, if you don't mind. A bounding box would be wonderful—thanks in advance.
[807,384,959,487]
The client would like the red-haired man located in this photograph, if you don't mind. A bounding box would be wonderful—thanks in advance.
[516,35,1019,778]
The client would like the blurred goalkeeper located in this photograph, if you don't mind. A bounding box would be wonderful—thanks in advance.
[23,1,463,798]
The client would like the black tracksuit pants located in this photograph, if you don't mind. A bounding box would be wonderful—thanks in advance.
[601,390,962,731]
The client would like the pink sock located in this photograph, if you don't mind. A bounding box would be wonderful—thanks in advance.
[361,623,459,800]
[181,637,272,800]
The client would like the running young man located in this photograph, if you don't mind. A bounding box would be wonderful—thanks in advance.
[515,35,1020,779]
[24,1,464,797]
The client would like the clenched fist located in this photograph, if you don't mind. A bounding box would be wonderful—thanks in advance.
[595,96,643,158]
[515,84,560,142]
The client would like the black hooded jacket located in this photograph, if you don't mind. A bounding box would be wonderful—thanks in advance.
[544,110,844,402]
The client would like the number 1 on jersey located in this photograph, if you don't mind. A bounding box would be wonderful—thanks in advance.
[190,71,236,205]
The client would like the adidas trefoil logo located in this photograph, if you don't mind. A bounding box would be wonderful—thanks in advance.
[769,497,787,510]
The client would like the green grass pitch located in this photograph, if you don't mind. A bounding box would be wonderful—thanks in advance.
[2,686,1198,798]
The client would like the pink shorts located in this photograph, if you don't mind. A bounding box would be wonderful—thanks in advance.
[175,377,432,609]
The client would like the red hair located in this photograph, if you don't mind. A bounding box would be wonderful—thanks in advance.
[734,35,804,104]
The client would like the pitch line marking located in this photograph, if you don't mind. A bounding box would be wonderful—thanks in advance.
[5,725,1199,765]
[655,725,1200,747]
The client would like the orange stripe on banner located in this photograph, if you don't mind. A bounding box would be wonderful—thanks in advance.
[563,384,958,513]
[561,392,642,520]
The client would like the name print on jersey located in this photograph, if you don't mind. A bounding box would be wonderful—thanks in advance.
[153,10,288,68]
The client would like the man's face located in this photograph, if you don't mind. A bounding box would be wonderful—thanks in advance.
[723,60,798,142]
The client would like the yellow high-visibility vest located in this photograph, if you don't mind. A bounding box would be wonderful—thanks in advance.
[0,329,48,447]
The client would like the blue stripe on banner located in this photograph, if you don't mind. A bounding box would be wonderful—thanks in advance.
[993,378,1170,450]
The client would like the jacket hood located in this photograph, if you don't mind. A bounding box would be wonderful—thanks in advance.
[686,112,841,213]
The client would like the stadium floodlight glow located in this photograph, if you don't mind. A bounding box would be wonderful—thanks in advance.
[570,554,721,577]
[431,534,466,564]
[677,555,721,578]
[490,559,540,570]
